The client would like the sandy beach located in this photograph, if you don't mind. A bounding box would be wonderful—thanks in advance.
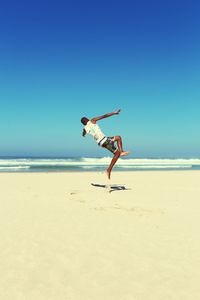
[0,170,200,300]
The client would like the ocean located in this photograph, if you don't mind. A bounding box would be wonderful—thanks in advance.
[0,157,200,172]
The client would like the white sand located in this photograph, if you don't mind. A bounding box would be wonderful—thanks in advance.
[0,171,200,300]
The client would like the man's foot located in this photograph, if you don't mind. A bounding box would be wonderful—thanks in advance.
[120,151,129,156]
[106,169,111,179]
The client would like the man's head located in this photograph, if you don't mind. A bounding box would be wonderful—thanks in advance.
[81,117,89,125]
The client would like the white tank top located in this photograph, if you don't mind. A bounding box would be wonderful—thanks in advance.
[85,121,105,144]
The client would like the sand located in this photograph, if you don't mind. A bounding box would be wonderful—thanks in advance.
[0,171,200,300]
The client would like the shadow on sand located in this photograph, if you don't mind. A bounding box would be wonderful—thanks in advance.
[91,183,130,193]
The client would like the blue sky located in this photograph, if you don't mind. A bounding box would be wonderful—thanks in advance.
[0,0,200,157]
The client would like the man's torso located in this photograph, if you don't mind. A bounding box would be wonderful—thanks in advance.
[84,121,105,144]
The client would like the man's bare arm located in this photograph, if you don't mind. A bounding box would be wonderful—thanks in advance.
[82,129,86,137]
[91,109,121,123]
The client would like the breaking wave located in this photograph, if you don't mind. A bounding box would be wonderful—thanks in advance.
[0,157,199,172]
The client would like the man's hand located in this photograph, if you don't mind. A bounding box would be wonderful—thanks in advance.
[82,129,86,137]
[114,109,121,115]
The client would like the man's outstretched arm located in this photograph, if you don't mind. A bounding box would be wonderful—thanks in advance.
[91,109,121,123]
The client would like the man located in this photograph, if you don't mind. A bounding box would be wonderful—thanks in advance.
[81,109,129,179]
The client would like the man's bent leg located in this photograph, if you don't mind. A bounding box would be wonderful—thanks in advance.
[106,150,120,179]
[113,136,129,157]
[113,136,123,152]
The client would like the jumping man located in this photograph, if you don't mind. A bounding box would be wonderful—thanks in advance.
[81,109,129,179]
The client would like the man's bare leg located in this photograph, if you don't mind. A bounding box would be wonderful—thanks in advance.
[113,136,123,152]
[106,150,120,179]
[113,136,129,157]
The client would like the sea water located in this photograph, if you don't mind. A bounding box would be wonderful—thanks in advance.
[0,157,200,172]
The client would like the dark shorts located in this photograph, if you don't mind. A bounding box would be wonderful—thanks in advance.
[102,137,117,154]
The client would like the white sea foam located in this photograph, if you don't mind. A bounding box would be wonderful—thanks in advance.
[117,165,192,169]
[77,157,200,166]
[0,157,199,170]
[0,166,30,170]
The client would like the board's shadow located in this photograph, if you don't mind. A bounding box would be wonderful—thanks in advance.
[91,183,130,193]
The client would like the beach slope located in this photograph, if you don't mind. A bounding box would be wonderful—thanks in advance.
[0,171,200,300]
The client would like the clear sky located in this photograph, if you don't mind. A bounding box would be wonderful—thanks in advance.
[0,0,200,157]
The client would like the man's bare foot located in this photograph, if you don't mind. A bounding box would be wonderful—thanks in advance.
[120,151,129,156]
[106,169,111,179]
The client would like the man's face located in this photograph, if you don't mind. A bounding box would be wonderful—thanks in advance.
[81,117,89,125]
